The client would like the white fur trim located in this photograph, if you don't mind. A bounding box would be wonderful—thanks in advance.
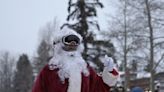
[48,38,89,92]
[50,27,88,92]
[67,71,81,92]
[102,67,118,86]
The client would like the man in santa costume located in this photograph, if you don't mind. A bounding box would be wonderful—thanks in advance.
[32,27,119,92]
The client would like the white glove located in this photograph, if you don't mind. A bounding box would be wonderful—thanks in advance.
[103,55,114,72]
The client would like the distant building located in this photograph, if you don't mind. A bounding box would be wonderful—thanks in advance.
[129,77,150,91]
[117,71,164,92]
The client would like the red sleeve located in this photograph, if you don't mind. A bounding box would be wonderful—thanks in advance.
[32,67,47,92]
[89,67,111,92]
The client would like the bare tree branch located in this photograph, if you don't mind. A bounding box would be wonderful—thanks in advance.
[153,53,164,70]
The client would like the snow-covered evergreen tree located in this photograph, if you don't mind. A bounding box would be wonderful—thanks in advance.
[13,54,33,92]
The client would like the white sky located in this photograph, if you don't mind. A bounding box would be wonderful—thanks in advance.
[0,0,116,56]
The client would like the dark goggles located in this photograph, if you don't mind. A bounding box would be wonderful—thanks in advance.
[62,35,80,45]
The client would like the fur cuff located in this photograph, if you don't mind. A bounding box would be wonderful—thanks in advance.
[102,67,118,87]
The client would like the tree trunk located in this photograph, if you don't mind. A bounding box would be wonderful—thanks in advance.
[123,0,128,91]
[145,0,155,91]
[80,0,88,60]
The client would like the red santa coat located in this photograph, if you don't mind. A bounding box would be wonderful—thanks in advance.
[32,65,118,92]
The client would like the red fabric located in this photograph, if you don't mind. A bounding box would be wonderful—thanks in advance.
[110,69,119,76]
[32,65,118,92]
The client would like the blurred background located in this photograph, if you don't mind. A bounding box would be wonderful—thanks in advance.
[0,0,164,92]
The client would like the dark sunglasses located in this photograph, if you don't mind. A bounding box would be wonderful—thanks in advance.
[62,35,80,45]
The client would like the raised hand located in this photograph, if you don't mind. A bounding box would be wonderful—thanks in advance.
[103,55,114,72]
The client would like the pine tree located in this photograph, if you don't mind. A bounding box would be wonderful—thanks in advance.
[33,19,59,74]
[90,40,115,71]
[62,0,115,71]
[13,54,33,92]
[33,40,51,73]
[62,0,103,60]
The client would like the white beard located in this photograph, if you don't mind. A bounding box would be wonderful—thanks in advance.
[48,43,89,92]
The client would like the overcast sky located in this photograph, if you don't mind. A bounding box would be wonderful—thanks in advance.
[0,0,116,56]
